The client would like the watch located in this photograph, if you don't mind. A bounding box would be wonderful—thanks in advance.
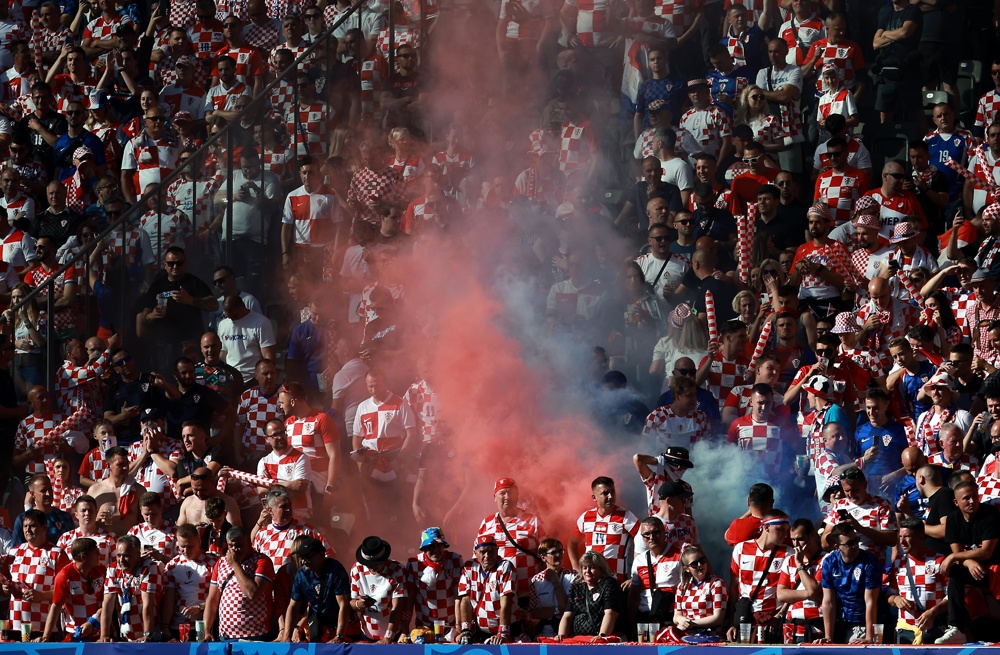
[325,484,334,493]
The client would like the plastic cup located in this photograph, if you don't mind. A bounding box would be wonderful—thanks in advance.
[637,623,648,643]
[873,624,884,644]
[795,454,809,472]
[21,625,30,642]
[739,623,752,644]
[648,623,660,643]
[195,620,206,641]
[432,621,445,642]
[157,292,170,309]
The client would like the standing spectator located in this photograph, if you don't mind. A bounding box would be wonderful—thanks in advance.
[42,536,106,642]
[628,516,684,627]
[821,466,898,566]
[202,525,275,641]
[195,332,244,407]
[250,486,330,570]
[254,421,311,520]
[802,13,866,100]
[755,38,803,173]
[3,509,69,638]
[55,494,116,565]
[161,524,219,640]
[120,106,180,205]
[679,79,733,163]
[126,492,179,565]
[16,82,66,178]
[237,360,283,466]
[976,58,1000,138]
[725,511,790,641]
[281,156,344,275]
[349,535,407,643]
[280,536,350,642]
[567,476,640,582]
[100,535,163,642]
[817,523,881,644]
[477,478,546,602]
[887,518,949,643]
[280,381,339,497]
[216,296,276,382]
[872,0,923,125]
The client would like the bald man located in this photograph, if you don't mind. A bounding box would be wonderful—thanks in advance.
[674,248,738,321]
[856,277,917,357]
[895,447,928,522]
[216,296,276,382]
[862,161,926,240]
[917,464,953,555]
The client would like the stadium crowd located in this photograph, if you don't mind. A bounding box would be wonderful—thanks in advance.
[0,0,997,645]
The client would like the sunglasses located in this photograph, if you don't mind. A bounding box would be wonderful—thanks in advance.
[761,268,777,275]
[674,368,696,375]
[304,13,321,18]
[113,354,132,367]
[145,116,167,123]
[885,172,906,180]
[742,155,762,164]
[65,109,84,116]
[190,473,210,480]
[213,276,229,286]
[827,150,844,156]
[675,219,694,226]
[640,529,664,539]
[650,235,669,242]
[165,260,185,267]
[685,558,707,568]
[749,94,764,100]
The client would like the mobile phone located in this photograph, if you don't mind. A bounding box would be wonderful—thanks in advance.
[837,509,849,520]
[819,357,829,367]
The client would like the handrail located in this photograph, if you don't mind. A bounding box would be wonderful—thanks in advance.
[5,0,370,390]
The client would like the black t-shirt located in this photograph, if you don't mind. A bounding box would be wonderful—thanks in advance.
[925,486,955,555]
[15,110,67,176]
[164,382,228,439]
[140,272,213,345]
[758,210,805,252]
[876,4,923,64]
[676,273,738,322]
[104,377,165,445]
[945,503,1000,564]
[567,576,624,636]
[634,181,683,232]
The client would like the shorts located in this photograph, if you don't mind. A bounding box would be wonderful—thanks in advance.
[918,41,958,87]
[875,75,920,115]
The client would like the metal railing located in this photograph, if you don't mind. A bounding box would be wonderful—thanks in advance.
[6,0,375,392]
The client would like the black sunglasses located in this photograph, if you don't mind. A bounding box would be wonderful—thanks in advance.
[113,354,132,367]
[165,260,185,267]
[674,368,696,375]
[650,235,669,242]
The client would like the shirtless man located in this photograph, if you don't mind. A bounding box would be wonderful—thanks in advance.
[176,467,241,527]
[88,446,142,535]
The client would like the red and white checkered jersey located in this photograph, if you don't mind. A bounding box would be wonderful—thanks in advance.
[161,84,208,121]
[574,506,640,581]
[791,239,852,299]
[3,228,35,274]
[639,458,693,517]
[353,393,417,481]
[730,539,789,614]
[257,448,311,518]
[352,54,388,120]
[824,495,896,565]
[267,78,294,121]
[252,519,331,569]
[30,24,74,74]
[887,551,947,626]
[357,282,404,326]
[642,405,709,451]
[458,558,516,633]
[210,551,274,638]
[6,543,70,631]
[127,521,179,562]
[15,412,70,476]
[960,297,1000,362]
[374,24,421,58]
[0,66,29,104]
[138,207,192,262]
[204,80,251,113]
[187,20,226,59]
[55,349,108,414]
[849,245,891,287]
[815,167,869,225]
[675,573,727,621]
[557,121,595,174]
[863,188,927,238]
[748,114,787,147]
[348,166,404,225]
[779,15,825,66]
[238,386,284,454]
[929,450,979,475]
[212,46,264,85]
[243,20,281,51]
[83,13,134,69]
[282,185,341,247]
[723,384,761,417]
[56,527,116,567]
[563,0,618,46]
[727,416,785,474]
[404,378,442,444]
[630,547,683,612]
[804,38,865,95]
[168,0,199,28]
[977,89,1000,130]
[777,551,825,627]
[838,344,893,378]
[979,457,1000,505]
[697,352,751,412]
[406,549,464,627]
[51,561,106,633]
[56,484,85,513]
[286,101,334,156]
[24,263,78,332]
[103,558,164,638]
[431,150,474,179]
[478,511,545,598]
[654,0,702,31]
[215,0,248,19]
[101,226,153,278]
[261,145,296,179]
[163,175,219,229]
[127,441,183,507]
[679,106,731,160]
[351,559,408,639]
[121,134,181,191]
[285,411,337,490]
[163,552,218,628]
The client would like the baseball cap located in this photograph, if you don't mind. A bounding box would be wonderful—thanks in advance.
[293,537,325,558]
[657,480,693,500]
[140,407,162,422]
[474,534,497,550]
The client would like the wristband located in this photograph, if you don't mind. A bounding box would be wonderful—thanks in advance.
[498,626,510,635]
[87,617,100,629]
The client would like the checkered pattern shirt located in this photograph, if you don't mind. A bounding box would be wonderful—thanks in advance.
[243,20,281,51]
[83,13,135,69]
[978,456,1000,505]
[104,558,164,639]
[431,150,473,179]
[101,226,148,279]
[24,263,77,332]
[122,134,181,193]
[6,543,70,631]
[286,101,333,156]
[213,46,264,86]
[730,540,789,614]
[640,461,693,517]
[169,0,199,29]
[642,405,709,450]
[163,552,218,629]
[679,106,731,160]
[558,121,595,174]
[187,21,226,59]
[404,378,442,444]
[51,561,106,633]
[285,411,337,487]
[357,281,404,326]
[215,0,248,19]
[698,352,751,412]
[349,166,404,225]
[406,550,464,627]
[654,0,702,31]
[838,344,892,377]
[824,495,896,565]
[353,54,388,121]
[210,551,273,638]
[351,560,408,639]
[929,450,979,475]
[257,449,311,518]
[915,406,961,457]
[816,167,868,225]
[15,412,69,476]
[727,416,784,474]
[675,573,727,621]
[978,89,1000,130]
[792,239,853,299]
[804,39,866,95]
[238,386,284,455]
[30,22,73,74]
[375,24,421,58]
[56,527,115,567]
[888,551,948,626]
[268,79,294,121]
[574,506,640,582]
[777,552,825,628]
[960,297,1000,362]
[164,176,218,228]
[458,558,516,633]
[127,440,183,507]
[252,519,331,569]
[477,512,545,598]
[127,522,179,562]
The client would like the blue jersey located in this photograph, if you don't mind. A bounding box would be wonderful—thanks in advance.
[923,130,978,197]
[821,549,881,623]
[893,473,926,519]
[706,66,750,118]
[854,419,909,477]
[634,77,686,126]
[899,362,936,418]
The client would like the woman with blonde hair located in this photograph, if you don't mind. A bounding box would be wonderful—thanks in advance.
[735,85,787,153]
[650,304,709,392]
[672,546,727,635]
[3,283,45,398]
[555,552,623,642]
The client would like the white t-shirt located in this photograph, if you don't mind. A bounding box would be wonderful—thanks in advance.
[660,157,696,191]
[217,311,276,378]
